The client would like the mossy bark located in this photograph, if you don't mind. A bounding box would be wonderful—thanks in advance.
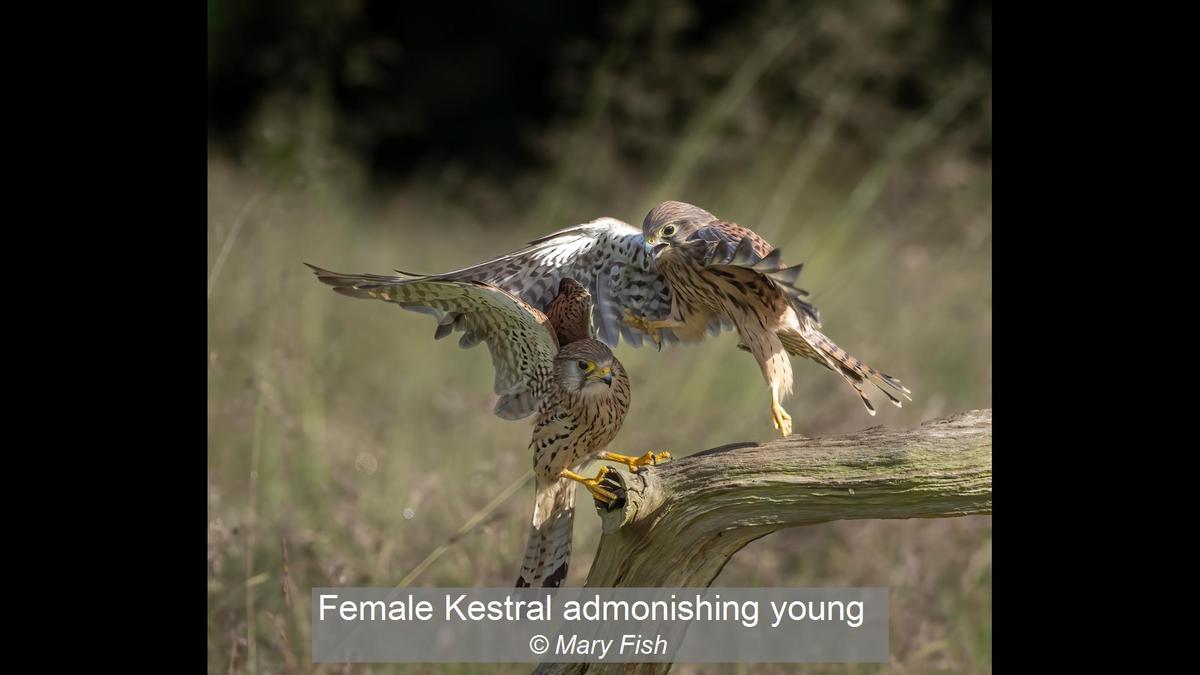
[534,409,992,675]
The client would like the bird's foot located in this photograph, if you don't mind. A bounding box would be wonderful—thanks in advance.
[594,470,627,511]
[622,308,663,347]
[771,402,793,437]
[560,467,620,507]
[600,450,672,473]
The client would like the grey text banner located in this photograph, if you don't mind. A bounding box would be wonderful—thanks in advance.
[311,587,888,663]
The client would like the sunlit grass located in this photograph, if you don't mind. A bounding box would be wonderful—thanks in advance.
[207,4,990,671]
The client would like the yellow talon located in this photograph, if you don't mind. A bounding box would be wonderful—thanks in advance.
[600,450,671,473]
[622,308,663,347]
[769,382,793,437]
[561,467,619,505]
[771,402,793,437]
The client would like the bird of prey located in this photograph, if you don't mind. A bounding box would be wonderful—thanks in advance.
[407,201,910,436]
[307,267,668,587]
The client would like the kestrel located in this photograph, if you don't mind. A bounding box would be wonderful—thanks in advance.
[408,201,910,436]
[307,267,667,587]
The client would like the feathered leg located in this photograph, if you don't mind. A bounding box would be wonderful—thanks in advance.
[743,327,795,437]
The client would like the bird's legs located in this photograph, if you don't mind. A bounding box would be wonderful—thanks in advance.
[622,308,683,347]
[560,467,619,506]
[599,450,672,473]
[770,382,793,437]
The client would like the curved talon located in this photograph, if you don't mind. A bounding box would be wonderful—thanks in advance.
[771,403,793,437]
[601,450,672,473]
[560,466,619,506]
[622,308,663,347]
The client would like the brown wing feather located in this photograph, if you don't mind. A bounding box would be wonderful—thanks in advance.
[306,264,559,419]
[712,220,775,259]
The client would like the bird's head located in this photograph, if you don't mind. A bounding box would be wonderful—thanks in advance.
[642,200,716,260]
[547,277,594,346]
[554,339,623,396]
[556,277,590,301]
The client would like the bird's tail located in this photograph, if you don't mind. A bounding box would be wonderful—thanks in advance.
[515,477,576,588]
[806,331,912,416]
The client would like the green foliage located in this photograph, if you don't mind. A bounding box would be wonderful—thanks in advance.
[208,1,990,672]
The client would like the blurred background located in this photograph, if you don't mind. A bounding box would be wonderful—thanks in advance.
[207,0,991,673]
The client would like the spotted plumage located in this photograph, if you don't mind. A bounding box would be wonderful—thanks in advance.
[642,201,910,434]
[518,339,630,588]
[545,278,594,345]
[306,264,630,588]
[410,202,909,435]
[408,217,709,348]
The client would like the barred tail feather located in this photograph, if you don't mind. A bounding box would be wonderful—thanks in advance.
[515,478,576,588]
[807,332,912,415]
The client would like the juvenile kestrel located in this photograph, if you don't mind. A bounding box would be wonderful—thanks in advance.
[407,201,910,436]
[307,267,667,587]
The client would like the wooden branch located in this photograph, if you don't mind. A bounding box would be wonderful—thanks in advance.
[534,409,991,675]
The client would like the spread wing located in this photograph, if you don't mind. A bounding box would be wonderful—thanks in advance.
[682,221,821,324]
[307,265,559,420]
[408,217,730,348]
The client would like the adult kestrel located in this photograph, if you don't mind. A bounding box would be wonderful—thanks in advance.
[410,201,910,436]
[307,267,667,587]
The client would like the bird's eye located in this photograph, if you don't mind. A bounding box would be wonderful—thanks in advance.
[577,360,590,371]
[661,224,677,237]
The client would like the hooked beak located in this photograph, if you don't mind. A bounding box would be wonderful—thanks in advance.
[651,242,669,257]
[589,365,613,386]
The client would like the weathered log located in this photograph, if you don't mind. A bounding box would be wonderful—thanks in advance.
[534,409,992,675]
